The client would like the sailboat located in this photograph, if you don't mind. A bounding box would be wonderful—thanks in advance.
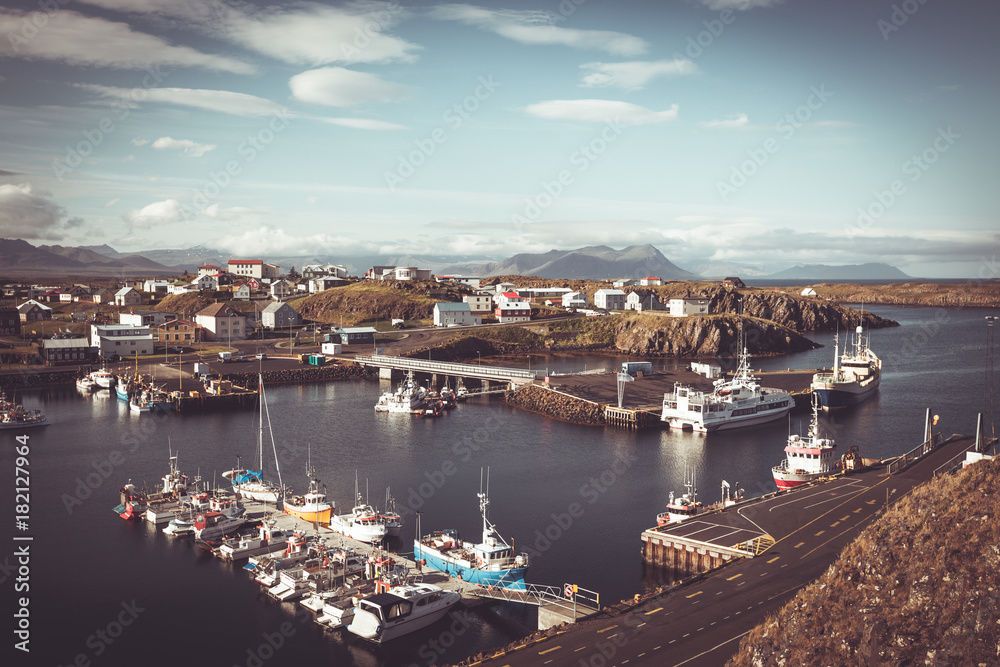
[223,375,288,504]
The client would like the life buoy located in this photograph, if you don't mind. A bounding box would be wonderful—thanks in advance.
[476,557,483,568]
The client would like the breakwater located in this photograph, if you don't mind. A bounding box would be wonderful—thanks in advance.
[504,383,605,426]
[220,363,372,386]
[0,368,79,390]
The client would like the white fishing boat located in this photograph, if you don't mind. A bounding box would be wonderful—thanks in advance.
[656,473,703,526]
[811,325,882,411]
[0,392,48,430]
[223,376,288,504]
[217,521,292,561]
[379,489,403,538]
[88,368,116,388]
[347,583,461,643]
[374,371,425,413]
[194,506,248,542]
[76,376,99,392]
[661,327,793,432]
[330,475,388,544]
[773,393,841,490]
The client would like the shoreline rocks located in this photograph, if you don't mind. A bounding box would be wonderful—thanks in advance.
[504,383,605,426]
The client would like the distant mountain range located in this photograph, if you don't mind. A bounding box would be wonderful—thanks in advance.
[764,263,910,280]
[0,239,178,276]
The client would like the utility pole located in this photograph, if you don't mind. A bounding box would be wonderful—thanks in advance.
[987,316,997,441]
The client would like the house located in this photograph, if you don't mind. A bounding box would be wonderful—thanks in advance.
[625,290,662,312]
[593,288,627,311]
[194,303,247,342]
[269,279,295,300]
[669,295,710,317]
[561,292,588,309]
[639,276,662,286]
[463,293,494,314]
[335,327,377,345]
[261,302,302,329]
[722,277,746,289]
[167,281,198,295]
[493,282,515,294]
[232,284,252,300]
[302,264,348,280]
[142,279,170,294]
[41,337,97,365]
[801,287,818,297]
[368,266,432,281]
[0,307,19,335]
[114,287,143,307]
[89,288,115,304]
[191,274,218,291]
[17,300,52,323]
[228,259,279,281]
[495,301,531,324]
[518,287,574,303]
[154,319,202,345]
[198,264,222,277]
[436,275,481,290]
[90,324,154,358]
[433,302,481,327]
[495,291,527,306]
[119,310,176,327]
[60,285,90,302]
[37,289,61,303]
[612,278,635,288]
[309,276,347,293]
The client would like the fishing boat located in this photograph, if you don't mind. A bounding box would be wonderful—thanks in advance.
[347,583,461,643]
[113,481,146,520]
[414,469,529,590]
[656,473,703,525]
[773,394,840,490]
[283,456,334,526]
[0,392,48,430]
[811,326,882,411]
[374,371,425,413]
[217,521,293,561]
[88,368,116,389]
[76,376,99,392]
[660,327,793,432]
[223,376,288,504]
[194,495,248,541]
[330,476,388,543]
[379,489,403,538]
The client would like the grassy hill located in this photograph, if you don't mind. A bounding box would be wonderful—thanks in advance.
[290,280,465,326]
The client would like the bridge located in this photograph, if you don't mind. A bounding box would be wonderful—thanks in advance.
[353,354,539,385]
[469,582,601,630]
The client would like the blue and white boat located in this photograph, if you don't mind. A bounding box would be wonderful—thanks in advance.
[811,326,881,411]
[414,471,529,590]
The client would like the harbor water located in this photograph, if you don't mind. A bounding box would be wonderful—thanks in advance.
[2,306,996,666]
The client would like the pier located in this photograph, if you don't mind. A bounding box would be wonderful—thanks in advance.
[354,354,538,387]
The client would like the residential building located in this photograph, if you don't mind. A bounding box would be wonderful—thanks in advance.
[59,285,90,302]
[89,288,115,304]
[335,327,377,345]
[17,300,52,323]
[119,311,176,327]
[436,275,481,289]
[625,290,662,312]
[493,282,515,294]
[639,276,662,286]
[364,265,396,280]
[167,281,198,295]
[0,307,19,335]
[228,260,280,280]
[198,264,222,277]
[433,302,481,327]
[308,276,347,293]
[90,324,154,358]
[371,266,432,281]
[261,302,302,329]
[593,288,627,311]
[722,277,746,289]
[669,296,710,317]
[495,301,531,323]
[463,293,494,313]
[114,287,143,307]
[194,303,247,342]
[518,287,574,302]
[496,291,526,305]
[801,287,818,297]
[612,278,635,288]
[41,337,97,365]
[154,319,202,345]
[27,285,59,299]
[561,292,588,309]
[302,264,348,280]
[191,274,219,291]
[269,279,296,300]
[232,284,252,300]
[143,279,170,293]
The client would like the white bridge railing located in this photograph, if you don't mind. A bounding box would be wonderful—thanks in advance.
[354,354,538,381]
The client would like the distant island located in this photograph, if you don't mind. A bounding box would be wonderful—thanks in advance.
[765,263,910,280]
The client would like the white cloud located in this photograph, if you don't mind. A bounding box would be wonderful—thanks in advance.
[699,113,750,129]
[217,225,374,257]
[696,0,786,10]
[0,9,254,74]
[131,138,150,146]
[803,120,859,129]
[523,99,679,125]
[76,84,293,117]
[289,67,408,107]
[151,137,217,157]
[0,183,79,240]
[77,0,421,66]
[102,198,121,208]
[315,117,406,130]
[429,4,647,56]
[125,199,188,228]
[580,59,697,90]
[202,203,263,220]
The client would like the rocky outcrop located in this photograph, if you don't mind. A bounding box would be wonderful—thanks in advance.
[504,384,604,425]
[703,287,897,332]
[613,314,819,358]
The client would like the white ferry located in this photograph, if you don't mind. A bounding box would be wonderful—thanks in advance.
[811,326,881,411]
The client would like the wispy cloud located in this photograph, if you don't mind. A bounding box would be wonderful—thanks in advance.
[315,117,406,131]
[429,4,647,56]
[699,113,750,129]
[0,9,254,74]
[523,99,679,125]
[289,67,408,107]
[695,0,786,10]
[130,138,150,146]
[151,137,217,157]
[580,59,697,90]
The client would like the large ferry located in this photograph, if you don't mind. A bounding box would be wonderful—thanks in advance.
[811,326,881,411]
[772,394,838,490]
[661,336,793,432]
[374,372,425,413]
[414,471,529,590]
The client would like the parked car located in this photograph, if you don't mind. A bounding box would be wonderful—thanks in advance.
[170,346,184,353]
[256,353,267,360]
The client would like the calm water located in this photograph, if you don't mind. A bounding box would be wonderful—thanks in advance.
[2,306,996,666]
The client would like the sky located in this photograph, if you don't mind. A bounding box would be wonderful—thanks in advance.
[0,0,997,278]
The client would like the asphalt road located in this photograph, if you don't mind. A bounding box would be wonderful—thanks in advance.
[480,434,974,667]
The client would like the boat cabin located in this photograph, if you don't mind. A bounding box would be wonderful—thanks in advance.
[358,593,413,624]
[784,436,836,474]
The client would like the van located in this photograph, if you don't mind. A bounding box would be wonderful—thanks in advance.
[218,351,232,362]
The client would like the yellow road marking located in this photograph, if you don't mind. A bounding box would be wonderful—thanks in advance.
[644,608,663,615]
[815,530,825,536]
[597,625,618,633]
[726,573,743,581]
[794,541,805,548]
[686,591,703,599]
[538,646,561,655]
[766,556,780,563]
[831,521,840,527]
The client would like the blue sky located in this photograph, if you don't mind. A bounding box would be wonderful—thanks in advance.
[0,0,997,277]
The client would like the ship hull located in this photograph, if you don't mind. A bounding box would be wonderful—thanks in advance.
[811,379,879,412]
[414,544,527,590]
[664,404,792,433]
[284,506,332,525]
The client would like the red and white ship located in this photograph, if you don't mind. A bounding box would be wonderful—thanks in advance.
[772,394,837,490]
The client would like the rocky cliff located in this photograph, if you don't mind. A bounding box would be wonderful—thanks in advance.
[613,314,820,358]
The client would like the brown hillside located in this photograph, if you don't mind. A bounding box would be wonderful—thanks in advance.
[728,454,1000,667]
[291,281,467,326]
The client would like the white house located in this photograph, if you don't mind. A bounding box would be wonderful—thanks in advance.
[302,264,348,279]
[119,310,175,327]
[493,282,515,294]
[612,278,635,288]
[270,279,296,300]
[625,290,662,312]
[801,287,818,297]
[593,288,626,311]
[669,296,710,317]
[433,302,481,327]
[261,302,302,329]
[114,287,143,307]
[495,301,531,324]
[562,292,588,309]
[142,279,169,293]
[90,324,154,358]
[639,276,662,286]
[194,303,246,342]
[232,284,252,300]
[167,282,198,296]
[463,293,494,313]
[198,264,222,277]
[309,276,346,293]
[495,291,526,305]
[437,275,481,289]
[191,274,219,291]
[228,260,279,280]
